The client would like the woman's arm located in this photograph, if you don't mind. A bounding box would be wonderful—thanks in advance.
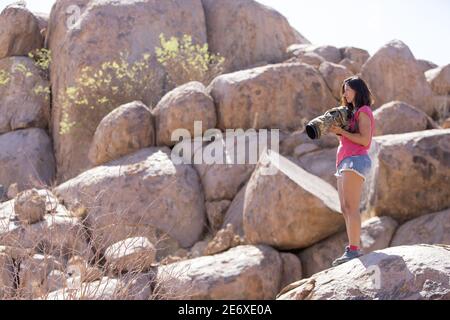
[330,112,371,147]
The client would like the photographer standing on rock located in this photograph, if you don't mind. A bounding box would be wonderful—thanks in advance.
[329,76,376,266]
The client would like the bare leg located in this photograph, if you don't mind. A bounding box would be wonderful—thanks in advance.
[336,176,350,240]
[341,171,364,248]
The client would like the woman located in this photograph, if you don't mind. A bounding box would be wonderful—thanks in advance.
[329,76,375,267]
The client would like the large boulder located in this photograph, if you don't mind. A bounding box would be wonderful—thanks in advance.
[278,244,450,300]
[373,101,438,136]
[153,82,216,147]
[0,57,50,134]
[154,245,282,299]
[208,62,337,131]
[54,147,205,251]
[318,62,353,100]
[297,148,338,189]
[362,129,450,222]
[201,0,309,73]
[288,44,342,64]
[47,0,207,183]
[390,208,450,247]
[361,40,435,116]
[88,101,155,166]
[0,5,43,59]
[425,64,450,95]
[299,216,398,278]
[339,46,370,74]
[193,130,276,201]
[0,128,55,193]
[243,150,344,250]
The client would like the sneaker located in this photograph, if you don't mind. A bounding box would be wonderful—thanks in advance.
[332,246,363,267]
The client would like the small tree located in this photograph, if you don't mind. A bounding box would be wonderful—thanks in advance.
[59,51,155,135]
[155,34,225,89]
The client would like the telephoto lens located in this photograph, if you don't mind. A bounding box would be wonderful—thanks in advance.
[306,106,351,139]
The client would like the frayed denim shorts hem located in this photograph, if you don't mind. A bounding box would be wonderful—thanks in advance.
[334,155,372,182]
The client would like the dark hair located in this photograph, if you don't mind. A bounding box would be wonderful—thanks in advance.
[340,76,374,113]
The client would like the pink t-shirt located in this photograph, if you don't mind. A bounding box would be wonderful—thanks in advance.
[336,105,375,167]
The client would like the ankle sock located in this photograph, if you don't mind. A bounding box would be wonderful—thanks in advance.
[349,245,359,251]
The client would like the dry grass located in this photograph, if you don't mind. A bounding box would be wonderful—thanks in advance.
[0,169,200,300]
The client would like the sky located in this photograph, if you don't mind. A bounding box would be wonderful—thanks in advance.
[1,0,449,66]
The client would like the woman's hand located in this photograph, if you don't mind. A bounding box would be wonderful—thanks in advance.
[329,125,345,136]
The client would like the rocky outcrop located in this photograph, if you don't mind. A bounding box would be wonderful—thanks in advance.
[208,62,336,131]
[47,0,208,183]
[54,147,205,251]
[299,216,398,277]
[362,129,450,222]
[243,150,344,250]
[201,0,309,73]
[278,245,450,300]
[361,40,435,116]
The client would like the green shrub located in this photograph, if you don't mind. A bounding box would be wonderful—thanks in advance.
[59,51,155,135]
[155,33,225,89]
[59,34,226,135]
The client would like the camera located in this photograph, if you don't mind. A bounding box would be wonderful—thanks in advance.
[305,106,352,139]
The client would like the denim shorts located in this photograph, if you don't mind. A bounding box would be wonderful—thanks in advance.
[334,155,372,181]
